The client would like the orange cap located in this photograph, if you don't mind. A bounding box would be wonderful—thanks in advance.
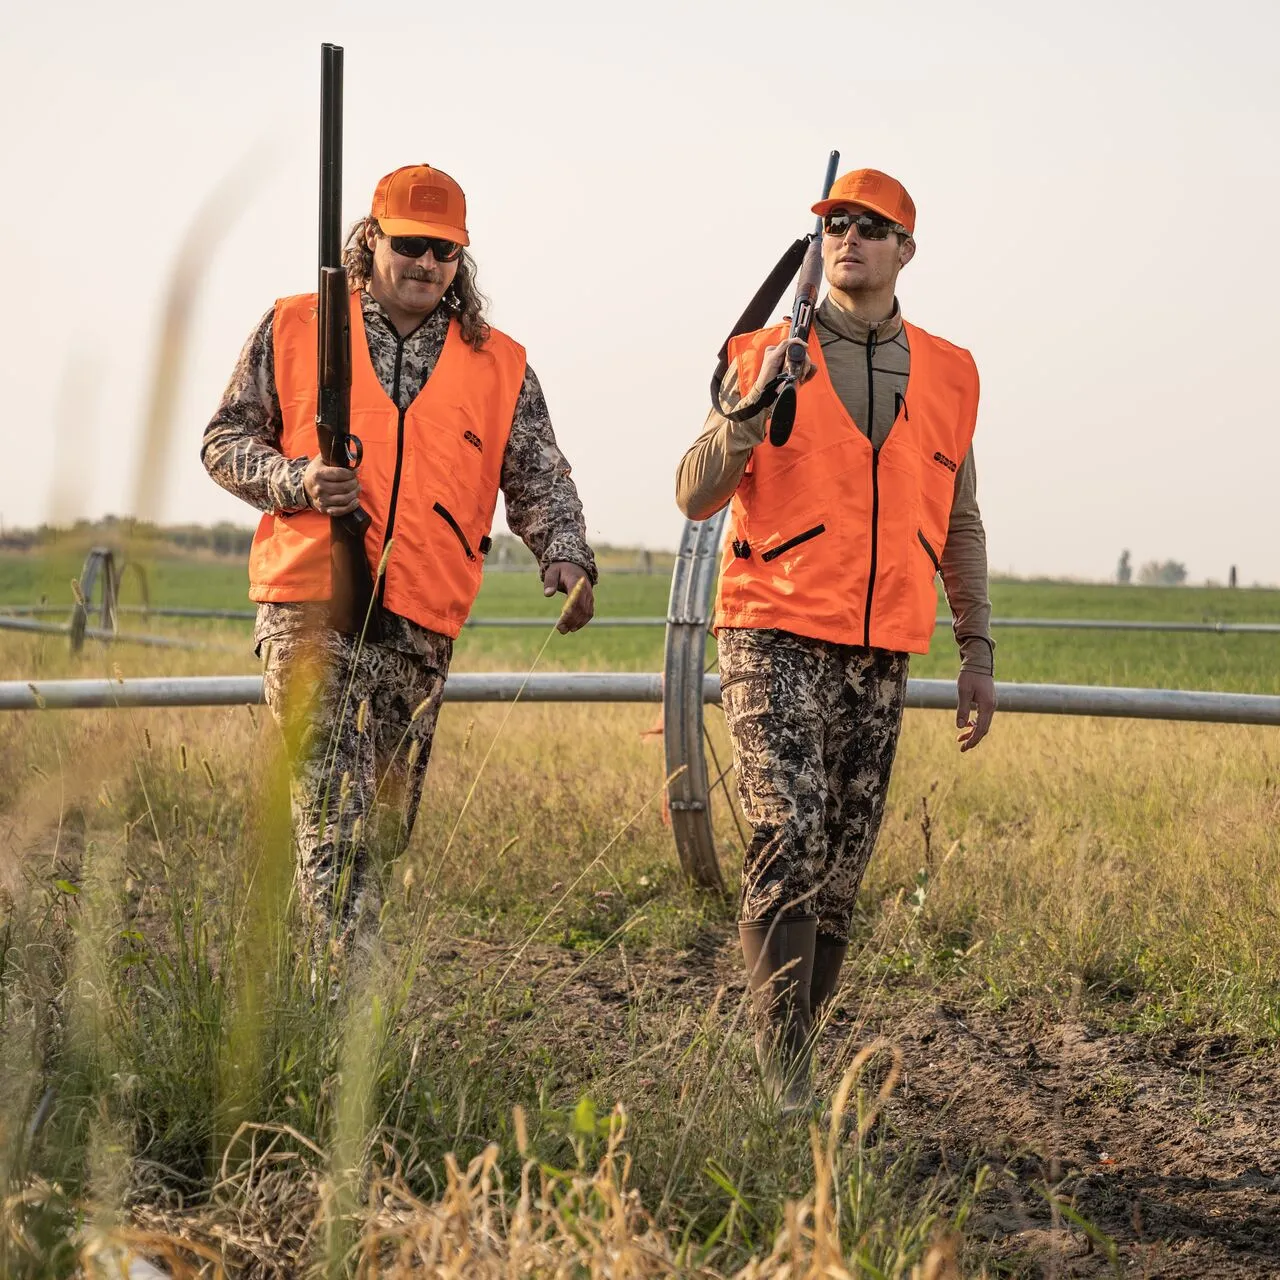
[812,168,915,235]
[371,164,470,246]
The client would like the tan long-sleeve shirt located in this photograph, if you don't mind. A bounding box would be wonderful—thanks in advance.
[676,295,993,673]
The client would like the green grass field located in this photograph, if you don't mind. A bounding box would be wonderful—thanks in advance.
[4,544,1280,691]
[2,543,1280,1276]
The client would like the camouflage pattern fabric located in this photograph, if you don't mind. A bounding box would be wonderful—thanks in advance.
[261,628,450,978]
[201,288,598,658]
[718,628,909,941]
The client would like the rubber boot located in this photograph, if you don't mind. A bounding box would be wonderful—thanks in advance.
[739,915,818,1115]
[810,936,849,1020]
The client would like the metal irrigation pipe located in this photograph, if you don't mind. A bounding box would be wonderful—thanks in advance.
[4,606,1280,634]
[0,673,644,710]
[4,672,1280,725]
[2,605,192,617]
[663,510,728,888]
[984,617,1280,634]
[467,615,1280,634]
[472,616,1280,634]
[656,509,1280,886]
[0,615,227,652]
[8,539,1274,899]
[1,606,662,627]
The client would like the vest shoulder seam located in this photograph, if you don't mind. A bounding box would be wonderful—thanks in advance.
[480,325,527,363]
[274,291,319,311]
[903,321,974,364]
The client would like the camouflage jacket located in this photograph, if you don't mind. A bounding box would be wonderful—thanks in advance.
[201,290,597,658]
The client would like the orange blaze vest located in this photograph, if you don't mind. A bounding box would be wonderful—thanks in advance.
[715,319,979,654]
[248,292,526,638]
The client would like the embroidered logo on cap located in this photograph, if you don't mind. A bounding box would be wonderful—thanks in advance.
[409,184,448,212]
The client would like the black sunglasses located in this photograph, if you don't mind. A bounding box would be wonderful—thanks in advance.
[821,210,906,242]
[388,234,464,263]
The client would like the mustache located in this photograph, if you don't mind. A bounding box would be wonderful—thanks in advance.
[402,267,443,283]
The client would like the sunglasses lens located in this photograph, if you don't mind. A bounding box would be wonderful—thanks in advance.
[823,212,897,240]
[389,235,464,261]
[390,235,430,257]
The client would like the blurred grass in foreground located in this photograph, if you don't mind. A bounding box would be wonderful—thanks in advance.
[2,616,1278,1272]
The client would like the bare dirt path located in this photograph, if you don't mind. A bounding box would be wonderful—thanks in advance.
[467,928,1280,1278]
[851,994,1280,1277]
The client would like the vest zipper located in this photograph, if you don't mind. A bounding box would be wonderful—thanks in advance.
[379,333,409,602]
[917,529,941,573]
[761,523,826,562]
[433,502,476,560]
[862,329,879,648]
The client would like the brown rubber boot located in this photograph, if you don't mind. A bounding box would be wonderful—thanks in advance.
[738,915,818,1115]
[810,936,849,1019]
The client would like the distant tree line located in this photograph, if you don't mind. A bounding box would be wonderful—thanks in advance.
[1116,548,1189,586]
[0,517,674,572]
[0,515,255,557]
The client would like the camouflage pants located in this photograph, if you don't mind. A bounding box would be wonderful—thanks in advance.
[718,628,909,941]
[262,630,449,973]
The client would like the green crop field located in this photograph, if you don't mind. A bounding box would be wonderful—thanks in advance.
[4,543,1280,690]
[2,541,1279,1276]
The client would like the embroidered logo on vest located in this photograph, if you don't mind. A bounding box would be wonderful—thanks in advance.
[933,451,957,473]
[464,430,483,453]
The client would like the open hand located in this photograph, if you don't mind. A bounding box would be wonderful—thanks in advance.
[956,670,996,752]
[543,562,595,633]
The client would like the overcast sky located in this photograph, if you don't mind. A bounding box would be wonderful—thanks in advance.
[3,0,1277,583]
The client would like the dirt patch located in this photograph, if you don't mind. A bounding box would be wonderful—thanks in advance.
[17,863,1278,1277]
[843,993,1280,1277]
[441,929,1280,1277]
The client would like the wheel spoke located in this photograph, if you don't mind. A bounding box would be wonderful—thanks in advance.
[704,723,749,853]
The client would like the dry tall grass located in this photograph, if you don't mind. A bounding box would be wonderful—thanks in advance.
[2,626,1278,1275]
[75,1063,966,1279]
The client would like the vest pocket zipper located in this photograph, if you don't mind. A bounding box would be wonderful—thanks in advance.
[434,502,477,561]
[917,529,941,573]
[761,523,826,563]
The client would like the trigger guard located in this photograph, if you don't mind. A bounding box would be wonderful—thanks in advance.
[344,434,363,468]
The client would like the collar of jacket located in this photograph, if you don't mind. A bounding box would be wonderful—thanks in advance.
[816,294,904,346]
[359,288,451,342]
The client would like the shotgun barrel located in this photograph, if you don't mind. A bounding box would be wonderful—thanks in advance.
[316,42,382,641]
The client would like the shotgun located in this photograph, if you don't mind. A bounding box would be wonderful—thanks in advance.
[316,42,382,642]
[707,151,839,445]
[767,150,840,447]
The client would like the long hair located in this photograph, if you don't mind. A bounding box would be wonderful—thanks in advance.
[341,216,491,349]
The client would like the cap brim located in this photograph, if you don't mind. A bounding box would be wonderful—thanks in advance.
[811,197,911,233]
[377,216,470,247]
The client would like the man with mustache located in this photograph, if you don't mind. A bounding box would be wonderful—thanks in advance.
[676,168,995,1113]
[203,164,596,984]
